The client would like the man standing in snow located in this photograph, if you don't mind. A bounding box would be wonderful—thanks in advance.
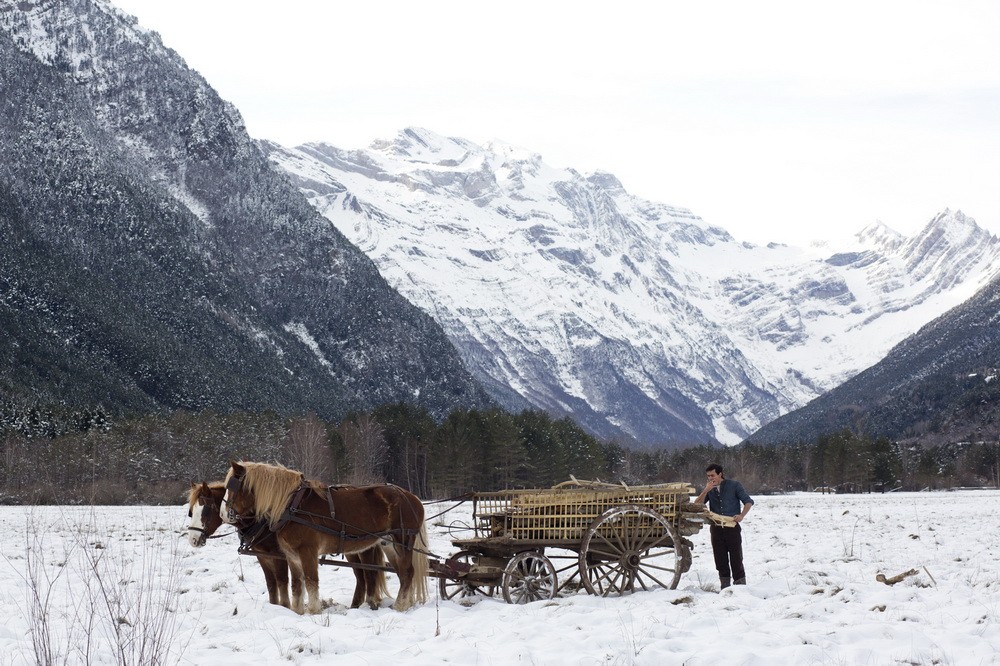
[694,463,754,590]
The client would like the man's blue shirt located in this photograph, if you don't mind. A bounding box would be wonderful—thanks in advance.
[706,479,754,516]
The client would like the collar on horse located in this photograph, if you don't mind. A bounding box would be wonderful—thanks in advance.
[236,517,275,555]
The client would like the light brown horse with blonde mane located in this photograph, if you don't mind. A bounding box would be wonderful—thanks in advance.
[187,481,389,610]
[221,461,428,614]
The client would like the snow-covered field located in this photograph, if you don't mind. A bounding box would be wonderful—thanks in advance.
[1,491,998,665]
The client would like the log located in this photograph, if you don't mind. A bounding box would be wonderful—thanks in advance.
[875,568,919,585]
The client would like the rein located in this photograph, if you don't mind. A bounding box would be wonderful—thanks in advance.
[422,494,473,522]
[185,526,235,540]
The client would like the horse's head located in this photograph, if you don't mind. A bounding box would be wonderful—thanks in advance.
[187,481,225,547]
[221,460,304,529]
[221,461,254,525]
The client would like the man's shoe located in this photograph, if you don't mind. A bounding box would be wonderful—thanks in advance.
[719,577,731,590]
[734,578,746,585]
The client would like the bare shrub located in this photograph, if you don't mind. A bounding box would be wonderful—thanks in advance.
[73,517,185,666]
[10,509,187,665]
[284,413,334,480]
[16,511,79,665]
[339,413,387,484]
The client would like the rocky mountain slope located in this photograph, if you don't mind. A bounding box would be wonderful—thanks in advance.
[747,271,1000,446]
[0,2,489,421]
[267,129,1000,446]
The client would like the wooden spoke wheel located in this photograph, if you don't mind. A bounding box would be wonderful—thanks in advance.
[438,550,498,601]
[578,504,683,595]
[547,550,584,596]
[502,551,558,604]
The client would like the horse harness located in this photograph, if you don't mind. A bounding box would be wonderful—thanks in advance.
[228,477,421,557]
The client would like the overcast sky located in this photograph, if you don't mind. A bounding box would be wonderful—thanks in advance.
[111,0,1000,246]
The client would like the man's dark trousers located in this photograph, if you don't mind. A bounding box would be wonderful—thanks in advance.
[710,524,744,583]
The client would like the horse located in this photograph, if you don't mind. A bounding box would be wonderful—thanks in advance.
[187,481,291,607]
[220,461,429,614]
[187,481,390,610]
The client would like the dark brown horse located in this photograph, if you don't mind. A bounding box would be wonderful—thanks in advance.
[220,462,428,614]
[187,481,291,607]
[187,481,390,610]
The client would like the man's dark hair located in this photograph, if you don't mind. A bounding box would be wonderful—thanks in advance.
[706,463,724,475]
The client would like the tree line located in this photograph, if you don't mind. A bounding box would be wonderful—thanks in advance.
[0,402,620,504]
[620,430,1000,494]
[2,401,997,505]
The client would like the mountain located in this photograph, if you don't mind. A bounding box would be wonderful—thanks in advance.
[746,271,1000,446]
[0,2,489,420]
[267,128,1000,447]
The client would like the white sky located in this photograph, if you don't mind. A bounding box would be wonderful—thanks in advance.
[110,0,1000,246]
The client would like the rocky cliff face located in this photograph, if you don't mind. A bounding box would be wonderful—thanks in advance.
[268,128,1000,446]
[0,2,489,419]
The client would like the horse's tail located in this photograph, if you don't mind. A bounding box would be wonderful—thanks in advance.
[411,521,429,605]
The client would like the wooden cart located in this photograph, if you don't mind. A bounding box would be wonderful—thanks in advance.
[431,479,734,604]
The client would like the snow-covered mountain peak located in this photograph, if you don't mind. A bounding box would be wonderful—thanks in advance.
[482,138,542,166]
[898,209,996,284]
[368,127,477,166]
[267,132,1000,447]
[855,221,904,252]
[918,209,992,247]
[586,170,626,194]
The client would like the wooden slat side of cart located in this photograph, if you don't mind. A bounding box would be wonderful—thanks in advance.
[437,480,734,604]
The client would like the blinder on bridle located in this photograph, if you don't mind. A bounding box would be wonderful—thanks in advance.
[222,473,245,523]
[188,492,216,518]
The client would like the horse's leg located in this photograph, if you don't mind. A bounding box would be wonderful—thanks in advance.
[299,545,322,614]
[256,552,290,607]
[258,556,279,606]
[274,557,290,608]
[347,553,367,609]
[284,551,307,615]
[368,546,388,609]
[357,546,386,610]
[391,538,415,611]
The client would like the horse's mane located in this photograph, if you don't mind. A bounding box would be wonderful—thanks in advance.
[230,462,308,528]
[187,481,225,507]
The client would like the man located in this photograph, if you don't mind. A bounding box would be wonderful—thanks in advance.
[694,463,754,590]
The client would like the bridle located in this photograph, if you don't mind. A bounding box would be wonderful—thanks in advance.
[221,473,246,524]
[187,494,232,542]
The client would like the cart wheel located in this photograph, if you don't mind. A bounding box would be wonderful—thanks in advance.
[438,550,498,601]
[578,504,683,595]
[502,551,558,604]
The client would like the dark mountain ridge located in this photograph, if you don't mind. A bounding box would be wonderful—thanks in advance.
[0,0,489,420]
[746,271,1000,446]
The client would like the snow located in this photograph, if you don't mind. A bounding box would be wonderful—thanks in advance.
[283,322,332,371]
[2,490,998,665]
